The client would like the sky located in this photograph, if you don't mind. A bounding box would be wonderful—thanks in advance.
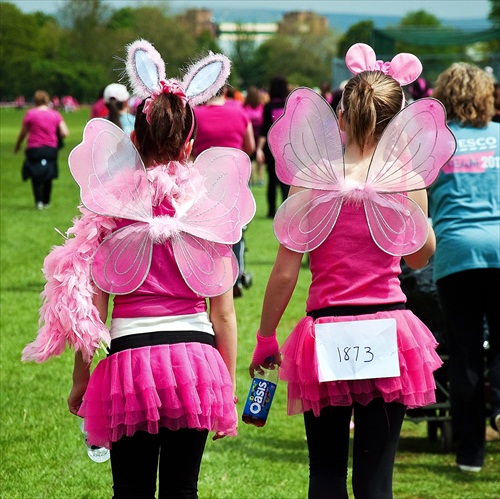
[6,0,493,20]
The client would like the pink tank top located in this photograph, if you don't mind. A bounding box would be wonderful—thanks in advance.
[111,200,209,319]
[306,202,406,312]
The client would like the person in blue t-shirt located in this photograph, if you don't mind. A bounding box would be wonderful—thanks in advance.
[103,83,135,135]
[429,62,500,473]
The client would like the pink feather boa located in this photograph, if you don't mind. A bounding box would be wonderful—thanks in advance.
[22,208,116,364]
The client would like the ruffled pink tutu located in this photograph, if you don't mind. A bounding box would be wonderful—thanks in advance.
[79,342,236,448]
[280,310,443,416]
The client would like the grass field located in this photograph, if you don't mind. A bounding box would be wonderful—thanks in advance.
[1,107,498,499]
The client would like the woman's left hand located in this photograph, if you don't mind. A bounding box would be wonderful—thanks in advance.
[68,382,88,416]
[212,398,238,440]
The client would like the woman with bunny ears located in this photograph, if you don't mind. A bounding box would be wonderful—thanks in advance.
[248,44,456,498]
[22,39,255,498]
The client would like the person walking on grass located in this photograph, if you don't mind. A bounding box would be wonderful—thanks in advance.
[248,44,456,498]
[22,39,255,499]
[14,89,69,210]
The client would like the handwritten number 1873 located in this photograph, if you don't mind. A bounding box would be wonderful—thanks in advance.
[337,346,374,363]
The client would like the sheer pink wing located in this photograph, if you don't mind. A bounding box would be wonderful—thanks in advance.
[362,98,455,255]
[69,119,152,222]
[172,234,238,296]
[268,87,344,190]
[91,223,153,294]
[176,147,255,244]
[364,192,429,256]
[274,189,343,253]
[367,98,457,192]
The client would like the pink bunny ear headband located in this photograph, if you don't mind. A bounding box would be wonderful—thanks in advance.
[341,43,422,111]
[125,39,231,134]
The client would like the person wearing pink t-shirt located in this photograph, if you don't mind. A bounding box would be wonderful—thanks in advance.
[14,90,69,209]
[192,89,254,157]
[193,88,255,297]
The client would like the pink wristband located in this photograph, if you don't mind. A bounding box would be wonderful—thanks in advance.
[251,330,279,365]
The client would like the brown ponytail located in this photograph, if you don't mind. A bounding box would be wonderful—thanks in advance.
[342,71,402,152]
[134,93,196,164]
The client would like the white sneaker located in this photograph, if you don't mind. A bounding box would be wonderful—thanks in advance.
[457,464,482,472]
[36,202,44,210]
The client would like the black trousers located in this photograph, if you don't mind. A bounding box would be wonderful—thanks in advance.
[31,177,52,205]
[304,399,406,499]
[110,427,209,499]
[437,268,500,467]
[265,153,289,218]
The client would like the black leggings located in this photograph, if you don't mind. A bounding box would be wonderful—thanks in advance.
[437,268,500,467]
[110,427,209,499]
[304,399,406,499]
[265,154,289,217]
[31,178,52,205]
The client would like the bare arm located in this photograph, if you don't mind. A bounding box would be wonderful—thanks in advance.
[242,122,256,157]
[14,124,28,153]
[58,119,69,139]
[256,136,266,165]
[209,289,238,440]
[403,189,436,269]
[67,288,109,415]
[258,245,303,338]
[209,289,237,391]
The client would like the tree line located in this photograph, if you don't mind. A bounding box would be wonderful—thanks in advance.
[1,0,498,103]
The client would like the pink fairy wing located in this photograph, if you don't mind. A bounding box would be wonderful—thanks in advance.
[268,87,344,190]
[172,234,238,297]
[177,147,255,244]
[91,223,153,295]
[274,189,344,253]
[69,119,152,222]
[367,98,456,192]
[364,193,429,256]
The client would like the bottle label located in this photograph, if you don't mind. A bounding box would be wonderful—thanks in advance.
[243,378,277,422]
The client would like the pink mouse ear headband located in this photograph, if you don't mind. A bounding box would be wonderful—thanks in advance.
[124,39,231,132]
[341,43,422,111]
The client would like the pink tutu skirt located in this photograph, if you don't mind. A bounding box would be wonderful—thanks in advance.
[280,310,443,416]
[78,342,237,449]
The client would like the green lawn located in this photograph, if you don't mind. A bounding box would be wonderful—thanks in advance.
[1,107,498,498]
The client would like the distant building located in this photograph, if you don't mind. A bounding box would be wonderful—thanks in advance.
[278,11,329,35]
[218,22,278,48]
[177,9,329,49]
[177,9,217,38]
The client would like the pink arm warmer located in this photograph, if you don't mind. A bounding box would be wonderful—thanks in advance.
[251,330,280,365]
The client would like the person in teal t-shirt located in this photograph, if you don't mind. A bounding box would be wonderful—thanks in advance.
[429,62,500,473]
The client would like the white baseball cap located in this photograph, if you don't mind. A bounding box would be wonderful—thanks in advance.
[103,83,130,103]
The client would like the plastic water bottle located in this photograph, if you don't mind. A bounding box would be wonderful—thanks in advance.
[242,357,278,427]
[80,421,110,463]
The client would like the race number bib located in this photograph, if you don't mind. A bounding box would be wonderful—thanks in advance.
[315,318,400,382]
